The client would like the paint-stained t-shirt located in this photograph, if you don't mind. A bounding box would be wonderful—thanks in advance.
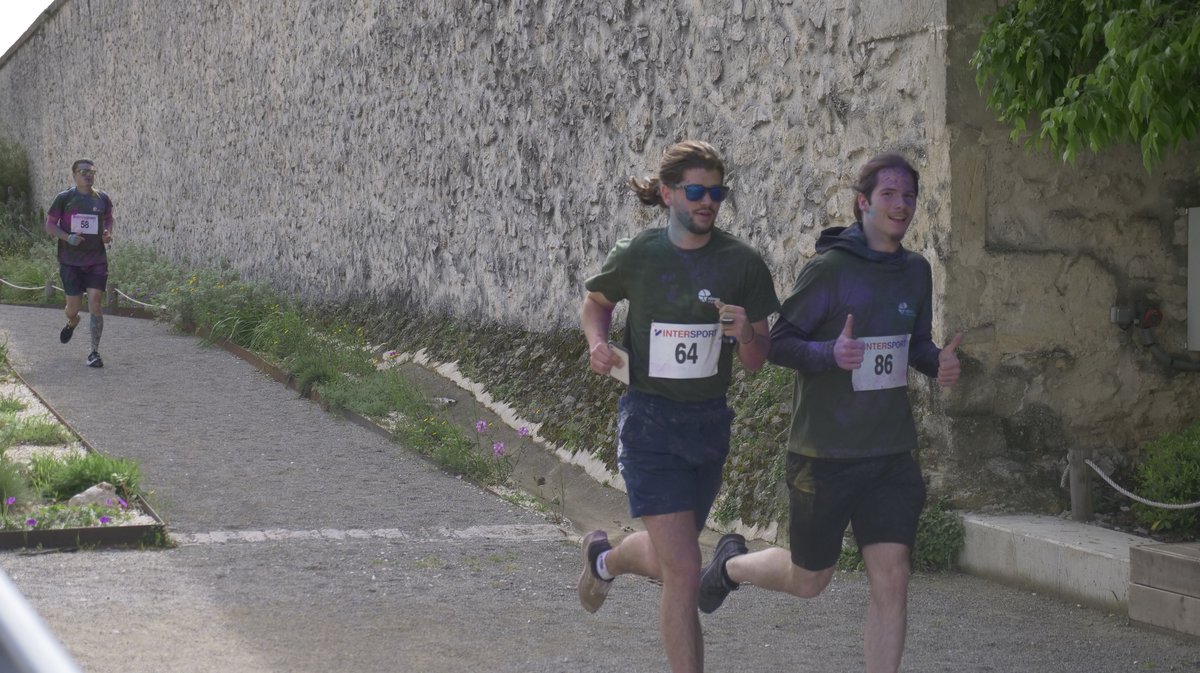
[47,188,113,267]
[768,223,941,459]
[586,227,780,402]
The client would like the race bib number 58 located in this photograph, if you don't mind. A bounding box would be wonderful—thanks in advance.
[648,322,721,379]
[70,213,99,235]
[851,334,910,391]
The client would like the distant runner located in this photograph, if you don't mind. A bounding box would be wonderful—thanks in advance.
[45,159,114,368]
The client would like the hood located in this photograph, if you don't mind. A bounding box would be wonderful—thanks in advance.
[814,222,906,266]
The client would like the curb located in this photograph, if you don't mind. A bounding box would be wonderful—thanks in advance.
[958,513,1150,613]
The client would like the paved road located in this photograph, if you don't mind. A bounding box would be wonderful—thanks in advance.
[0,304,1196,673]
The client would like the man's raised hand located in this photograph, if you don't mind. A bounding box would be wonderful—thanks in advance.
[834,314,865,371]
[937,333,963,388]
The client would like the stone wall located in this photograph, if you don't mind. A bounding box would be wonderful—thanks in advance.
[0,0,949,324]
[924,2,1200,508]
[2,0,1196,511]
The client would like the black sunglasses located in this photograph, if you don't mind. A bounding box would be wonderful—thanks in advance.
[673,184,730,202]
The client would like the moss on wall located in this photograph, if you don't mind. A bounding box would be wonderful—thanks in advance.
[325,299,796,531]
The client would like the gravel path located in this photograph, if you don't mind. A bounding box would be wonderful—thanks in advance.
[0,304,1196,673]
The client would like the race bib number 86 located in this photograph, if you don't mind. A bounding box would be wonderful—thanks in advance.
[851,334,910,391]
[648,322,721,379]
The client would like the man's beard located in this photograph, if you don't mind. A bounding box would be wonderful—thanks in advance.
[671,207,713,235]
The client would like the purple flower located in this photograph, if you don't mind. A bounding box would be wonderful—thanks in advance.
[4,497,14,506]
[475,420,488,433]
[106,498,113,506]
[118,498,129,509]
[492,441,506,457]
[518,426,531,438]
[25,519,36,528]
[99,516,111,525]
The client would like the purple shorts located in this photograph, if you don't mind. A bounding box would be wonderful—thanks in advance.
[59,263,108,296]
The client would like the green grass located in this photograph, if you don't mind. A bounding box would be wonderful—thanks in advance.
[28,451,142,501]
[318,369,427,418]
[0,459,34,508]
[0,396,24,413]
[0,418,72,447]
[4,501,135,531]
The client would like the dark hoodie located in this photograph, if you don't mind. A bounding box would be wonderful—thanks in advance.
[768,223,940,459]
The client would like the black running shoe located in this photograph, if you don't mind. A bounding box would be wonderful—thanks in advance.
[699,533,748,614]
[60,321,77,344]
[86,351,104,368]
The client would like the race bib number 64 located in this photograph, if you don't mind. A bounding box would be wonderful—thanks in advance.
[648,322,721,379]
[851,334,910,391]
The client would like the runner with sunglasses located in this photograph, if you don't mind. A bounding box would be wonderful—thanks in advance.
[695,153,963,673]
[578,140,779,673]
[45,159,114,368]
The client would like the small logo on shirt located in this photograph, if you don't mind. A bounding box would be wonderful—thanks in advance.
[697,289,717,305]
[898,302,916,317]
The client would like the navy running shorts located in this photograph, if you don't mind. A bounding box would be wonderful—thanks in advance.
[786,451,927,571]
[615,388,733,530]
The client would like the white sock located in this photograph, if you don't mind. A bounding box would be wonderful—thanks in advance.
[595,550,615,581]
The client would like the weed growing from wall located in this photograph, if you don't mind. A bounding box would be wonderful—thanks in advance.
[0,132,37,258]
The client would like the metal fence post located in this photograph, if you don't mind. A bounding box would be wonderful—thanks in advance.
[1069,448,1093,522]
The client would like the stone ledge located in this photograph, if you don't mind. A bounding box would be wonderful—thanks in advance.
[957,513,1150,613]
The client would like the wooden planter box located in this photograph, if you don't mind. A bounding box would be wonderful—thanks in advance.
[1128,542,1200,638]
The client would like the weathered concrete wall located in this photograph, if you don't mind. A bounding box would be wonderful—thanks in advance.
[0,0,949,325]
[2,0,1195,511]
[922,2,1200,509]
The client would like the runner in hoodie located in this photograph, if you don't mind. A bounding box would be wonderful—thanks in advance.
[695,153,962,673]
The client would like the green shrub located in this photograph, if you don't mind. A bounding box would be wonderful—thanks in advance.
[106,245,183,306]
[29,451,142,501]
[0,396,24,413]
[0,133,39,260]
[0,254,55,303]
[1133,423,1200,534]
[837,499,965,572]
[0,132,30,201]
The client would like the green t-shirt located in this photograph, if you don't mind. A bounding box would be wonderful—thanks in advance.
[585,227,780,402]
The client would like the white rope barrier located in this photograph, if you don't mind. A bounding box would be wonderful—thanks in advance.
[0,278,44,291]
[114,288,166,310]
[1062,458,1200,510]
[0,275,163,309]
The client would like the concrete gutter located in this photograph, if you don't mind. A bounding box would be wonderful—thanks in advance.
[959,513,1151,613]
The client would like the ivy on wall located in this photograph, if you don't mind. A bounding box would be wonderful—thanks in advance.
[971,0,1200,171]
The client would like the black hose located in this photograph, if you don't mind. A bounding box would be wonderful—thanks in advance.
[1136,327,1200,372]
